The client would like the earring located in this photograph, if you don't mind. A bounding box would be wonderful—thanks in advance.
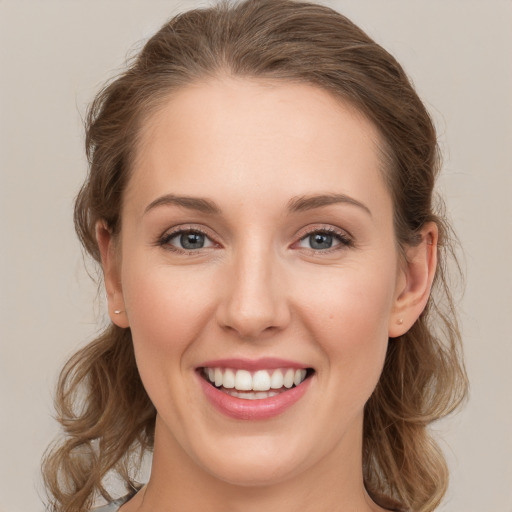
[114,309,124,315]
[397,318,404,325]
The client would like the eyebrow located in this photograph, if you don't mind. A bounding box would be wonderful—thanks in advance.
[144,192,371,217]
[287,193,372,217]
[144,194,221,215]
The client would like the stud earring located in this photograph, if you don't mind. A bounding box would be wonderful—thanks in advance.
[397,318,403,325]
[114,309,124,315]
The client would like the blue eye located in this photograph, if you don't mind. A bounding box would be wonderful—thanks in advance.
[297,229,351,251]
[309,232,334,250]
[161,229,216,251]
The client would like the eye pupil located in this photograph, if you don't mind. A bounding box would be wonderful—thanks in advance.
[181,232,205,249]
[310,233,333,250]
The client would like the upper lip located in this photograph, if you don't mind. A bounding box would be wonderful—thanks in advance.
[198,357,311,371]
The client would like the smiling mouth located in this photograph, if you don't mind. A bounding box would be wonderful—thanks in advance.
[200,367,315,400]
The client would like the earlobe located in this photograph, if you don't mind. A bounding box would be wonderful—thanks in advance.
[95,221,129,328]
[388,222,438,338]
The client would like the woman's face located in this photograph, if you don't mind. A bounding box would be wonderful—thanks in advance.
[105,78,409,486]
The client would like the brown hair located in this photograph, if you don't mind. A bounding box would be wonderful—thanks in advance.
[42,1,468,511]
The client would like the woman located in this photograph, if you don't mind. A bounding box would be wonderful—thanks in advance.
[42,1,468,511]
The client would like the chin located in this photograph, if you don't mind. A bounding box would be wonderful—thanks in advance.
[186,428,321,488]
[203,454,303,488]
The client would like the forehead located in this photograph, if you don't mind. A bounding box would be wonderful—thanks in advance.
[124,77,391,218]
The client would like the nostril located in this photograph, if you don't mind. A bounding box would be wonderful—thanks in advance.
[215,275,291,338]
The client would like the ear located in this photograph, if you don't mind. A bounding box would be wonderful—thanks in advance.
[95,221,130,328]
[388,222,438,338]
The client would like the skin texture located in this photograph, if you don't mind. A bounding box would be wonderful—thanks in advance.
[97,77,437,512]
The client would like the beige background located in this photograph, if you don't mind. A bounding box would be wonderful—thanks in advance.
[1,1,511,511]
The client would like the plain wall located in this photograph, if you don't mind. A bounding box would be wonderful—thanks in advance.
[1,1,511,511]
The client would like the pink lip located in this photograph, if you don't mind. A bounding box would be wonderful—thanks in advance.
[197,370,313,421]
[198,357,309,371]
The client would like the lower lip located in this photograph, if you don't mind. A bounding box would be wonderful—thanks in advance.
[197,372,312,420]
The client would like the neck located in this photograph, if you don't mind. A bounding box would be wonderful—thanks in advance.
[130,415,386,512]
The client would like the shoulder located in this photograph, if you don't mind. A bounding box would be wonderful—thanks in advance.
[92,493,134,512]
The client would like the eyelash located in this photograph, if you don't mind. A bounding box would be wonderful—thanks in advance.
[156,225,354,255]
[157,226,216,255]
[295,226,354,253]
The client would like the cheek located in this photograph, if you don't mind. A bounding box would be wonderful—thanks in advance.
[120,262,217,387]
[300,261,396,335]
[296,264,396,393]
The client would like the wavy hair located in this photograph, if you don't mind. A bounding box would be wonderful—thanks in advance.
[42,1,468,510]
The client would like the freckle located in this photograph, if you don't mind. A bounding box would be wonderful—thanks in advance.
[329,314,334,320]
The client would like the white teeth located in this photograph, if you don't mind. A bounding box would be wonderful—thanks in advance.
[223,368,235,389]
[214,368,223,387]
[294,369,307,386]
[224,390,280,400]
[203,367,309,392]
[270,370,284,389]
[283,369,295,388]
[253,370,271,391]
[234,369,252,391]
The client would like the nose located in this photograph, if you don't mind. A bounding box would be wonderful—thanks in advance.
[216,243,291,340]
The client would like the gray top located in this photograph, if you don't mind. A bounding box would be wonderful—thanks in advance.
[93,493,135,512]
